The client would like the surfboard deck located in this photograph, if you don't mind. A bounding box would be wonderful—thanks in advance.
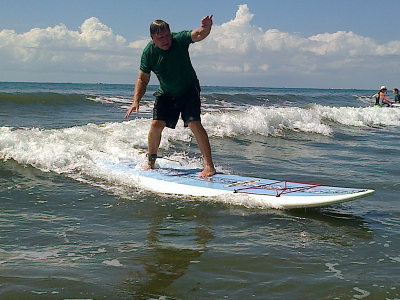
[101,158,374,209]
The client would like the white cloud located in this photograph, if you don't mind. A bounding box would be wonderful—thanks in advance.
[129,39,150,50]
[79,17,126,48]
[1,4,400,88]
[194,5,399,71]
[0,17,136,78]
[191,4,400,87]
[306,31,377,56]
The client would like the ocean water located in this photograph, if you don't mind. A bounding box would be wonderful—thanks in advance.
[1,82,400,299]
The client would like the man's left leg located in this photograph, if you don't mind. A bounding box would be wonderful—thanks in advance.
[188,120,216,177]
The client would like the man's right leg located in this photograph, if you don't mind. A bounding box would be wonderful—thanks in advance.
[147,120,166,169]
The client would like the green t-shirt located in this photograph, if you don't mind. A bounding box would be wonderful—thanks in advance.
[140,31,198,97]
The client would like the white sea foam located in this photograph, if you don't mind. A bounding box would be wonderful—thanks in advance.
[102,259,123,267]
[1,104,399,204]
[312,104,400,127]
[1,105,399,175]
[13,250,60,261]
[203,106,332,137]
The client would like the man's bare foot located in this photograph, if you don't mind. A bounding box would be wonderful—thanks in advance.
[143,154,157,170]
[199,165,216,178]
[141,160,156,170]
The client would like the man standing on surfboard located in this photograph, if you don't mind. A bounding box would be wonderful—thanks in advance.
[124,15,216,177]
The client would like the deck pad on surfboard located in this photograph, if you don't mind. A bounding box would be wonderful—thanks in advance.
[100,158,374,209]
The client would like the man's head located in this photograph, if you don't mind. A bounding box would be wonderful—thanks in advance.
[150,20,172,50]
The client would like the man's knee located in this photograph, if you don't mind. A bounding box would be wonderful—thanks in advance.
[150,120,166,132]
[188,120,202,129]
[188,121,208,137]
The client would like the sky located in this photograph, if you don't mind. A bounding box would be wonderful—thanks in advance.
[1,0,400,89]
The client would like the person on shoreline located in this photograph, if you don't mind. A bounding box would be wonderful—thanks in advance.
[124,15,216,177]
[375,86,394,107]
[393,88,400,103]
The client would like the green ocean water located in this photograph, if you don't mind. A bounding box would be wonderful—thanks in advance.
[1,82,400,299]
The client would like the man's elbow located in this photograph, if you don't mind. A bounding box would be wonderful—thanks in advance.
[137,72,150,84]
[194,33,209,42]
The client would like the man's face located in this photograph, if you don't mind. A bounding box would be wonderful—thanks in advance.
[152,28,172,50]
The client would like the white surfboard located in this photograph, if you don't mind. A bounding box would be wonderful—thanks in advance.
[101,158,374,209]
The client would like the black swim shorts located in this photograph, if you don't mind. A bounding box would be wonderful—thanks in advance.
[153,84,201,129]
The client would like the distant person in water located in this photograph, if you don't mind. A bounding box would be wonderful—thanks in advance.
[375,86,394,106]
[393,88,400,103]
[124,15,216,177]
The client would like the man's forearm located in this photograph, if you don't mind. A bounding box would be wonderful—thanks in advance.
[133,77,148,103]
[191,15,213,42]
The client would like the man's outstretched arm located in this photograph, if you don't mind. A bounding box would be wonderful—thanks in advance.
[191,15,213,43]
